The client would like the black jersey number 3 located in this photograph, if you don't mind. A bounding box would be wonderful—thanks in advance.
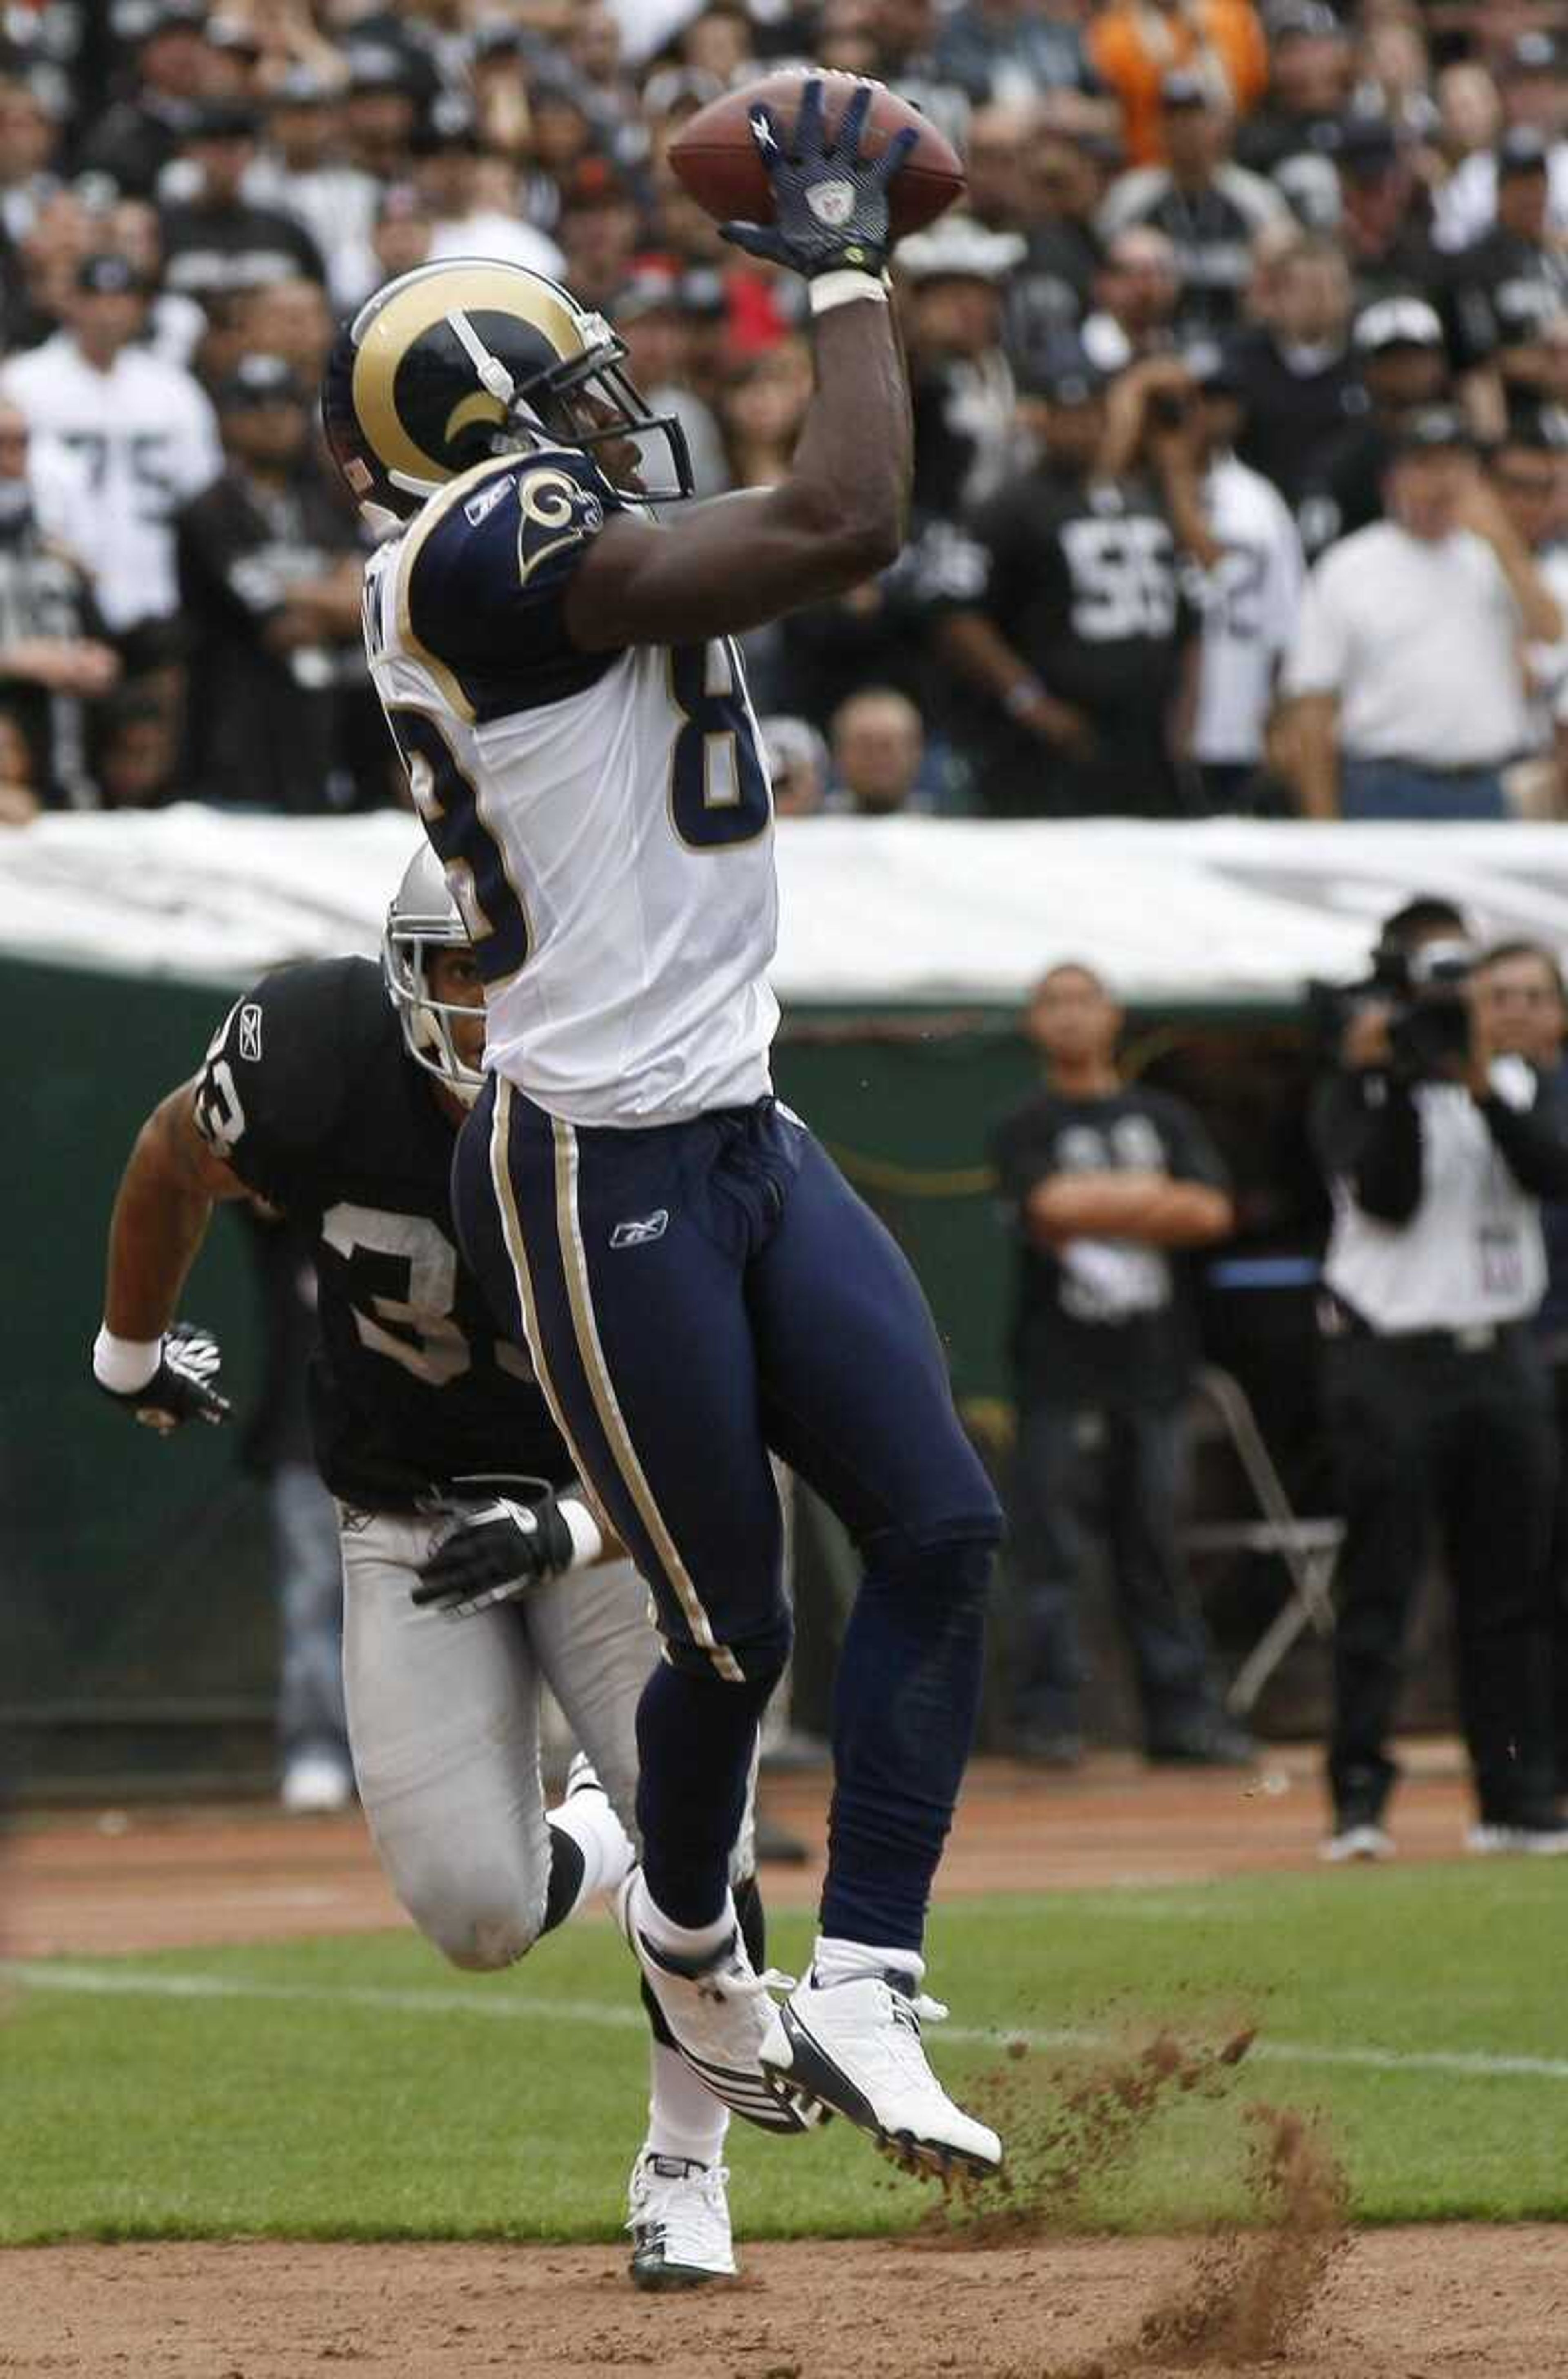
[321,1202,531,1390]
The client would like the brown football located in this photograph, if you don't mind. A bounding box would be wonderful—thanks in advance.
[668,71,965,241]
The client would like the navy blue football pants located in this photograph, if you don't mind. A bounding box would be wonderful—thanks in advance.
[454,1080,1002,1949]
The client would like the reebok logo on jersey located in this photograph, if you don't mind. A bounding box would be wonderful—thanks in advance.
[465,476,514,526]
[610,1209,669,1250]
[238,1005,263,1062]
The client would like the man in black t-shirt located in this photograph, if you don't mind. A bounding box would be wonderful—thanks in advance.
[1443,130,1568,423]
[176,353,371,811]
[937,355,1198,818]
[989,963,1250,1765]
[157,98,327,310]
[91,853,770,2291]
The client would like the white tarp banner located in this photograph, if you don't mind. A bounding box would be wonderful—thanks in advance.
[4,806,1568,1005]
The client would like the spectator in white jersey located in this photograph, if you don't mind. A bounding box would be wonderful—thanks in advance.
[1312,898,1568,1859]
[1180,343,1305,812]
[0,250,220,639]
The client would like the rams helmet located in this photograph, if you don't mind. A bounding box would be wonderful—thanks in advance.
[383,843,485,1105]
[321,257,693,519]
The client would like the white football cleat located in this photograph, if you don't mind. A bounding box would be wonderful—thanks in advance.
[759,1969,1002,2179]
[1320,1822,1394,1864]
[626,2151,736,2290]
[614,1871,816,2135]
[280,1752,353,1814]
[1466,1822,1568,1857]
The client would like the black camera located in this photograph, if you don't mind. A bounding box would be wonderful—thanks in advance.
[1307,938,1475,1076]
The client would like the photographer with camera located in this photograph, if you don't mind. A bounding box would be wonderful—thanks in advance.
[1313,898,1568,1860]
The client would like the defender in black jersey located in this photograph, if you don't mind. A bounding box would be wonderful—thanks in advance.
[91,850,771,2290]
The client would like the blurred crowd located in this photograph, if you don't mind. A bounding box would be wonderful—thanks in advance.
[1,0,1568,822]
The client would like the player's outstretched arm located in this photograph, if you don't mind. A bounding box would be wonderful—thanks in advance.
[94,1080,243,1429]
[566,79,915,651]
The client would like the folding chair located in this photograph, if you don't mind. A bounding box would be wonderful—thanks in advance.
[1183,1363,1341,1717]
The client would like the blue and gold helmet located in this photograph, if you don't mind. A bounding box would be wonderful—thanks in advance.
[321,256,693,519]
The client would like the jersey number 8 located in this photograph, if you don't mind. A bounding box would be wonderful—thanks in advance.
[667,637,771,850]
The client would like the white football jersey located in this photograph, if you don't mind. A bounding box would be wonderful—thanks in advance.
[363,450,779,1128]
[0,333,222,628]
[1190,452,1305,767]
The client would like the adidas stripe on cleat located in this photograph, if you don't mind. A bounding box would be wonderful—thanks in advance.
[614,1872,820,2136]
[759,1969,1002,2179]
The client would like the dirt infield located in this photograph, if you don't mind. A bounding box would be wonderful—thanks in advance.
[4,2228,1559,2379]
[5,1744,1541,2379]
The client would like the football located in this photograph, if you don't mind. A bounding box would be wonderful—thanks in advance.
[668,70,966,242]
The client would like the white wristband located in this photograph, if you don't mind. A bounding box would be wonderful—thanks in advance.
[558,1496,604,1570]
[93,1326,162,1394]
[808,268,889,317]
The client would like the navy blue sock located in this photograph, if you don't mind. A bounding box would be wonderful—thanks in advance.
[635,1660,775,1927]
[822,1537,993,1951]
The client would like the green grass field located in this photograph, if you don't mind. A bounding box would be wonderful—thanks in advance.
[4,1862,1567,2248]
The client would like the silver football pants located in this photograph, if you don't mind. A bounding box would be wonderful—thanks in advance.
[339,1506,658,1971]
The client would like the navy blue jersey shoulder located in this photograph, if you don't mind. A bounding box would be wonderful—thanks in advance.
[402,450,626,721]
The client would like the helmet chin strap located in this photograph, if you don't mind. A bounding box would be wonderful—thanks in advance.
[446,305,516,404]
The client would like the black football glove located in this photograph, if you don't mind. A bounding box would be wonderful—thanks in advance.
[721,76,918,280]
[414,1474,575,1618]
[96,1323,232,1434]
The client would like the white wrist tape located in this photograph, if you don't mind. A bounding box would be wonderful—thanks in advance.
[558,1496,604,1570]
[808,268,889,317]
[93,1326,162,1393]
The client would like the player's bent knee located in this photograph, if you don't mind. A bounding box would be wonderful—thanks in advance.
[868,1519,1000,1614]
[662,1605,793,1688]
[399,1862,549,1971]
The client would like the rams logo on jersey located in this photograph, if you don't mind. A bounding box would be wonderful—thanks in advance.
[517,467,605,587]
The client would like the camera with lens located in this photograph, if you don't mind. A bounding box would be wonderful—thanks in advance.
[1307,937,1475,1076]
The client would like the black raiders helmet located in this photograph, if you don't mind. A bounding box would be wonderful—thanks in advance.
[321,257,693,519]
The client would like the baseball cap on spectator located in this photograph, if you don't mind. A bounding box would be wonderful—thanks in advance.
[1498,126,1552,178]
[1353,295,1443,354]
[76,252,148,297]
[411,93,482,154]
[346,42,416,96]
[131,0,208,45]
[206,16,260,61]
[181,96,259,141]
[217,352,305,410]
[1159,70,1212,112]
[612,260,682,324]
[896,216,1027,286]
[270,66,333,111]
[1019,345,1103,405]
[1266,2,1344,43]
[676,266,727,320]
[1320,113,1401,182]
[1501,31,1560,81]
[557,152,634,212]
[1385,406,1470,461]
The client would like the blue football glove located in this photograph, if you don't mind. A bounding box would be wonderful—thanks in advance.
[721,76,918,280]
